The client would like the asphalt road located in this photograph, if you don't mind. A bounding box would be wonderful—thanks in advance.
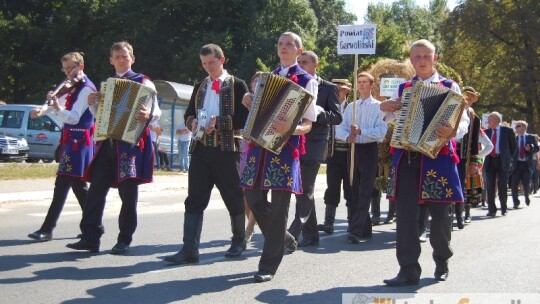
[0,173,539,303]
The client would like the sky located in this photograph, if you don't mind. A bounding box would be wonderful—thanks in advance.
[344,0,458,24]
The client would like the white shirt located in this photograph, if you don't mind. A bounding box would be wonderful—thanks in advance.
[336,95,388,143]
[517,133,528,161]
[278,64,318,122]
[490,125,501,154]
[177,123,191,141]
[202,70,229,122]
[478,130,494,159]
[385,71,469,141]
[42,85,94,125]
[149,120,160,143]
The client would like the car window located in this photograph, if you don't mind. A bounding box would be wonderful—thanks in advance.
[0,110,24,128]
[28,115,60,132]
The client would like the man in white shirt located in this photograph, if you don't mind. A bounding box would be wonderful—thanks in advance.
[380,39,469,286]
[336,71,388,243]
[240,32,318,283]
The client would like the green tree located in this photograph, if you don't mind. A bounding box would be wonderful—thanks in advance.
[441,0,540,131]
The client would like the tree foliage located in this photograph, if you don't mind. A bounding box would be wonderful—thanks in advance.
[0,0,354,104]
[441,0,540,131]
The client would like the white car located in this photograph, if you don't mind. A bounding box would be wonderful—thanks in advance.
[0,104,62,162]
[0,134,29,162]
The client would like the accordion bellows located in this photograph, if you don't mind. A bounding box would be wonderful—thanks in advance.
[95,78,156,144]
[390,80,467,159]
[243,73,314,154]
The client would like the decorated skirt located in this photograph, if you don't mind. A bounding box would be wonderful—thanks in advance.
[387,144,464,203]
[240,135,303,194]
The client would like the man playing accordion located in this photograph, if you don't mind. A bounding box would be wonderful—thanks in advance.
[380,39,469,286]
[67,41,160,255]
[240,32,318,283]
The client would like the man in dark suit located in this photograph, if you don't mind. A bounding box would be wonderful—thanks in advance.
[288,50,342,247]
[511,120,539,208]
[483,112,517,217]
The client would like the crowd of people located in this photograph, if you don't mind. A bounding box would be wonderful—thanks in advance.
[24,33,539,286]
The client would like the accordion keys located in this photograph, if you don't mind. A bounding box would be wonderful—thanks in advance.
[242,73,314,154]
[94,78,157,144]
[390,80,467,158]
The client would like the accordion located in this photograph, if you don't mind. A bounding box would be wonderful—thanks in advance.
[243,73,314,154]
[390,80,467,159]
[94,78,157,144]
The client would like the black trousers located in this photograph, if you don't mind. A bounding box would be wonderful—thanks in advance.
[184,144,243,216]
[349,142,378,237]
[245,166,294,275]
[289,159,321,241]
[395,152,454,279]
[158,150,170,166]
[511,161,531,206]
[485,156,509,214]
[323,150,353,207]
[40,175,88,233]
[80,141,139,245]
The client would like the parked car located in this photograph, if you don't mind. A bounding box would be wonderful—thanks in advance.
[0,104,62,162]
[0,133,30,162]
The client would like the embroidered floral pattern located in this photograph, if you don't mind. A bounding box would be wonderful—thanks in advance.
[438,176,448,186]
[58,152,72,173]
[387,166,396,196]
[422,170,446,199]
[240,157,256,186]
[264,155,287,187]
[445,188,454,198]
[119,153,136,179]
[281,164,291,174]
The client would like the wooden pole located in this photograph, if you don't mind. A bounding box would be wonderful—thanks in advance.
[349,54,358,186]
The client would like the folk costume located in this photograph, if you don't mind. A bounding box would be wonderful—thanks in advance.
[165,71,250,264]
[386,74,465,282]
[79,69,160,248]
[456,106,482,226]
[29,76,96,240]
[241,63,317,276]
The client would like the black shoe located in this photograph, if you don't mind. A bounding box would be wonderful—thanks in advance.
[383,275,419,287]
[164,250,199,264]
[513,205,520,209]
[486,212,496,217]
[348,233,361,244]
[372,217,381,226]
[501,212,507,216]
[384,217,395,224]
[225,238,246,258]
[111,242,129,255]
[419,231,427,243]
[76,234,83,238]
[28,231,52,242]
[66,239,99,252]
[316,223,334,234]
[298,238,319,247]
[254,270,274,283]
[525,199,530,206]
[456,216,464,230]
[464,215,471,224]
[434,270,449,281]
[285,237,298,253]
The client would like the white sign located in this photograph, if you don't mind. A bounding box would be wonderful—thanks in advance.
[380,77,406,97]
[337,24,377,55]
